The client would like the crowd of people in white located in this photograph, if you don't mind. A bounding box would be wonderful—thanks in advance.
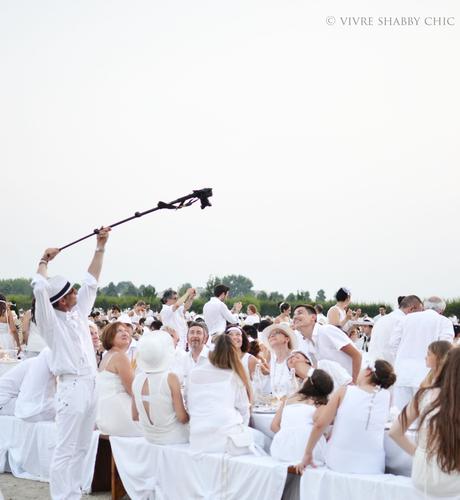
[0,229,459,499]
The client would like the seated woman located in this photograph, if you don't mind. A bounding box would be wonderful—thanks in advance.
[226,326,260,380]
[274,302,291,325]
[295,360,396,474]
[188,334,257,455]
[132,332,189,445]
[389,348,460,497]
[261,323,297,398]
[421,340,452,388]
[96,322,142,437]
[270,369,333,463]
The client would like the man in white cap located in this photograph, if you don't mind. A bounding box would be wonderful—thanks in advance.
[32,227,110,500]
[390,296,454,410]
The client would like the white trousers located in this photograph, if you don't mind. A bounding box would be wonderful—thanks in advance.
[50,375,96,500]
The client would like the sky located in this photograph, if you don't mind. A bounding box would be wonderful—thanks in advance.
[1,0,459,306]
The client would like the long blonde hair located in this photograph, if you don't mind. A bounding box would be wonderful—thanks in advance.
[209,334,252,401]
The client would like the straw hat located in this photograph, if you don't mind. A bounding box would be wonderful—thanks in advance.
[261,323,298,350]
[136,331,174,373]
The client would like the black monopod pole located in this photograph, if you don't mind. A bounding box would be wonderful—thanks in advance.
[58,188,213,251]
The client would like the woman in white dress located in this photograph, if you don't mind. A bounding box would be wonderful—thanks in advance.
[327,287,353,332]
[0,295,20,351]
[295,359,396,474]
[226,326,259,380]
[21,301,47,357]
[274,302,291,325]
[96,321,142,437]
[261,323,297,398]
[188,334,256,455]
[132,331,189,445]
[270,368,334,463]
[389,348,460,497]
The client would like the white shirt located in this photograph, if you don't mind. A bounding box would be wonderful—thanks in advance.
[367,309,405,363]
[316,313,328,325]
[390,309,454,387]
[203,297,239,337]
[32,272,98,377]
[243,314,260,326]
[313,323,359,376]
[160,304,188,348]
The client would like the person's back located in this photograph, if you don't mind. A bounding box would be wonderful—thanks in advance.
[393,309,454,388]
[0,359,32,415]
[133,371,189,445]
[326,385,390,474]
[368,309,405,363]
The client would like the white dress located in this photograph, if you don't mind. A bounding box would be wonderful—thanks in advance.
[188,363,254,455]
[0,321,15,350]
[271,402,326,464]
[132,371,189,445]
[27,321,47,354]
[96,370,142,437]
[269,355,291,397]
[325,385,390,474]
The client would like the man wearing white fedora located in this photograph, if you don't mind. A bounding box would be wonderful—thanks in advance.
[32,227,110,500]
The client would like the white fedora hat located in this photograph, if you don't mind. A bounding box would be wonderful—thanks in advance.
[48,276,73,304]
[136,331,174,373]
[261,323,298,351]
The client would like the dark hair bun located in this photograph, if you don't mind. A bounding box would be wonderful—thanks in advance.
[335,287,351,302]
[372,360,396,389]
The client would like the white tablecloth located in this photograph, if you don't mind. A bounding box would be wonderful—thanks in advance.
[0,416,98,491]
[299,467,459,500]
[110,436,288,500]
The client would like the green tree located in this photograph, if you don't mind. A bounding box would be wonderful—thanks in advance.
[0,278,32,295]
[100,281,118,296]
[315,289,327,302]
[256,291,268,300]
[178,283,193,296]
[221,274,254,297]
[116,281,138,296]
[286,293,296,302]
[269,291,284,302]
[296,290,311,302]
[140,285,156,297]
[203,275,221,301]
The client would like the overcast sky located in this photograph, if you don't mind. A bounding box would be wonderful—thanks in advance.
[1,0,459,306]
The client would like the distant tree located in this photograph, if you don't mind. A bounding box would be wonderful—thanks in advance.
[139,285,156,297]
[269,291,284,302]
[116,281,138,296]
[178,283,193,296]
[286,293,296,302]
[296,290,311,302]
[0,278,32,295]
[203,275,222,301]
[221,274,254,297]
[100,281,118,296]
[256,291,268,300]
[315,289,327,302]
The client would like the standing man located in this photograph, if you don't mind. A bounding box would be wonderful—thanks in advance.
[368,295,423,363]
[32,227,110,500]
[203,284,242,342]
[390,296,454,410]
[160,288,196,350]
